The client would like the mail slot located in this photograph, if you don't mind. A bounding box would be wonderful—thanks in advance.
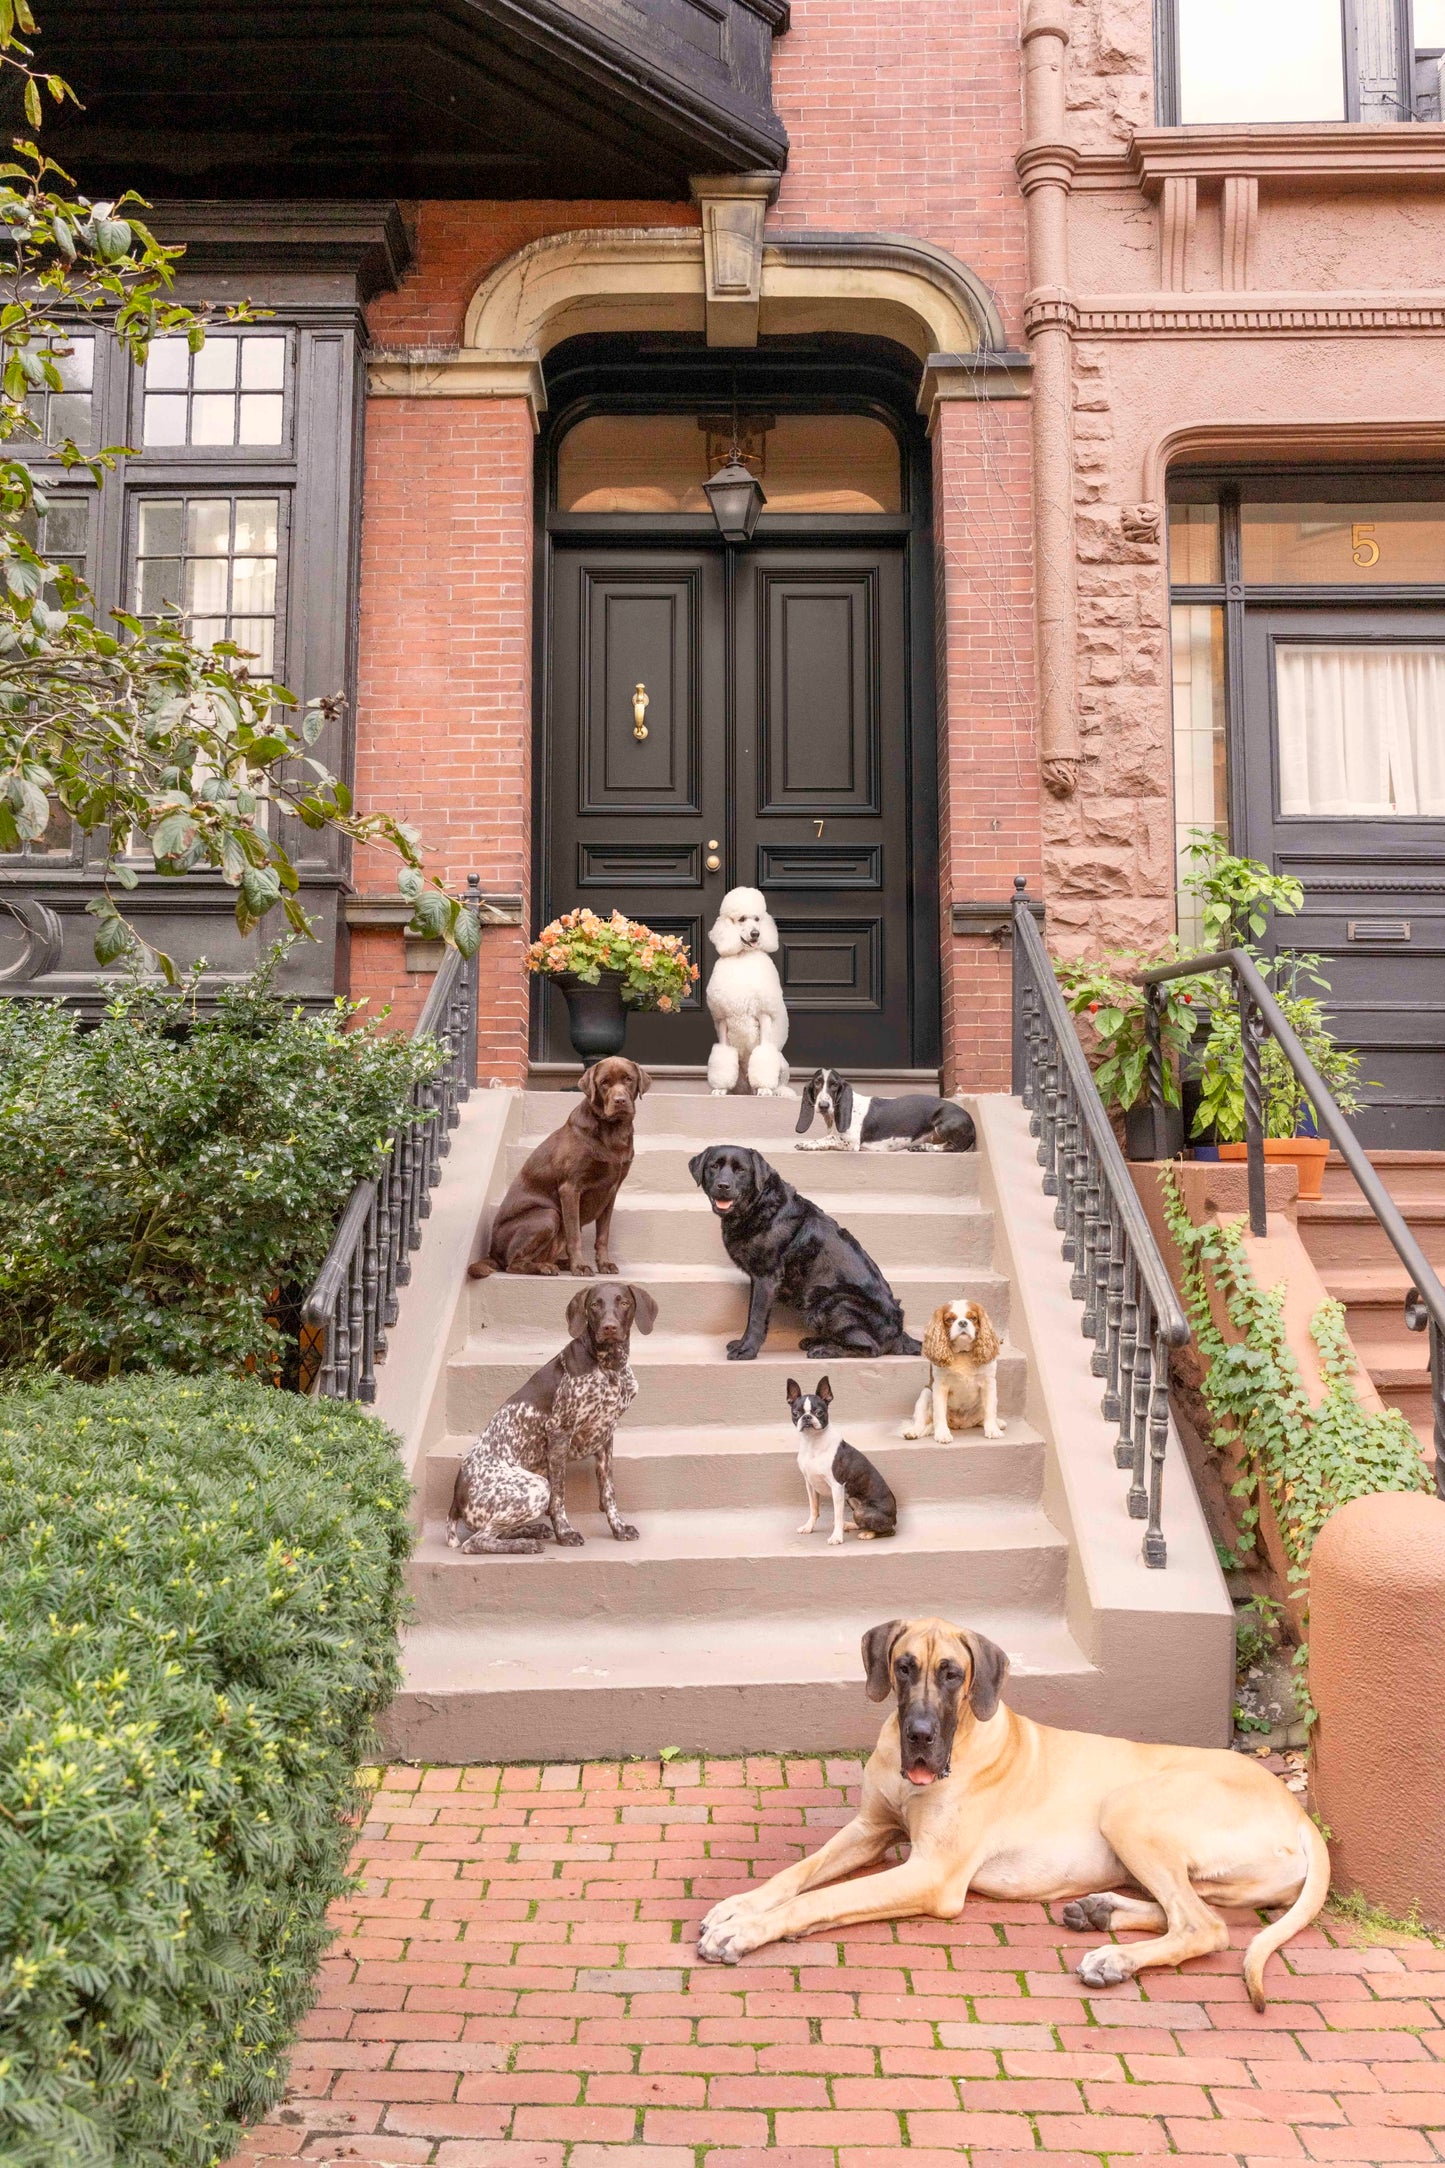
[1347,918,1411,943]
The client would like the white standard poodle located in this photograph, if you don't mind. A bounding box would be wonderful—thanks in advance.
[705,885,793,1097]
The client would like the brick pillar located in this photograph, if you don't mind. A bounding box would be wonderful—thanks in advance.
[932,393,1041,1093]
[352,394,534,1081]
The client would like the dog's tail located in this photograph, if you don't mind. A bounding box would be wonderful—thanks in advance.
[1242,1819,1331,2012]
[467,1255,497,1280]
[895,1332,923,1357]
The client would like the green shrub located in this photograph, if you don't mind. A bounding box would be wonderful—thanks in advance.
[0,954,441,1379]
[0,1373,412,2167]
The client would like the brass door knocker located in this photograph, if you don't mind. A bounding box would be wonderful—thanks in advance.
[632,683,649,740]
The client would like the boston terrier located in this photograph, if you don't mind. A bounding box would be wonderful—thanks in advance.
[787,1375,898,1544]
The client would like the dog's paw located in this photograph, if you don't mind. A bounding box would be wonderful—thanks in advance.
[698,1904,767,1965]
[1061,1895,1119,1933]
[932,1429,955,1446]
[726,1338,758,1361]
[611,1521,640,1542]
[1078,1944,1134,1990]
[983,1420,1005,1440]
[595,1259,619,1276]
[826,1530,845,1546]
[900,1424,921,1440]
[554,1528,586,1548]
[568,1262,595,1278]
[709,1087,730,1098]
[796,1521,817,1535]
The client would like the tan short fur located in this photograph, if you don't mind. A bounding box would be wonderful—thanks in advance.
[698,1617,1329,2009]
[905,1300,1004,1442]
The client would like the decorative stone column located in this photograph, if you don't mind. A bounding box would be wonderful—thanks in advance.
[1018,0,1080,801]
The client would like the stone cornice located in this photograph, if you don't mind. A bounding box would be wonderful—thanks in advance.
[1127,122,1445,193]
[1023,291,1445,337]
[365,349,548,424]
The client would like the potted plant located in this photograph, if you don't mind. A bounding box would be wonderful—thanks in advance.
[1192,955,1366,1199]
[527,907,697,1063]
[1055,948,1211,1160]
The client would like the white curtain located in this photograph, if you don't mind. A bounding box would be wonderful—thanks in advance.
[1275,644,1445,817]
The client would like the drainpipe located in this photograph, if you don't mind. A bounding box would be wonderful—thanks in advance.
[1018,0,1080,799]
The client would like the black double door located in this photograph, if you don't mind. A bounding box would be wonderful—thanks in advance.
[1241,606,1445,1147]
[542,544,919,1070]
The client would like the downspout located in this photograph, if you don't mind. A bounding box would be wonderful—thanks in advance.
[1018,0,1080,799]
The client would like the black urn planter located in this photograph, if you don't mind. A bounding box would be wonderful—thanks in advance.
[553,969,629,1065]
[1124,1100,1185,1162]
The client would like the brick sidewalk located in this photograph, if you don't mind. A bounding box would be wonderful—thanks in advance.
[227,1757,1445,2168]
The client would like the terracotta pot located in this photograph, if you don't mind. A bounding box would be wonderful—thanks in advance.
[1217,1136,1331,1201]
[552,969,628,1064]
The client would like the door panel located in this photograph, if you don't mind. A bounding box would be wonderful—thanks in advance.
[542,543,916,1071]
[1241,608,1445,1147]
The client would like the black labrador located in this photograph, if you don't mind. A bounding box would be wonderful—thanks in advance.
[689,1144,922,1362]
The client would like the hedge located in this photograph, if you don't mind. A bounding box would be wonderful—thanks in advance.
[0,1375,413,2167]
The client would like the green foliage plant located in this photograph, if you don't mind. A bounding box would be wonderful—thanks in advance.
[0,7,480,973]
[0,944,442,1377]
[1179,826,1304,948]
[0,1372,411,2168]
[1054,945,1211,1113]
[527,906,699,1014]
[1161,1167,1427,1716]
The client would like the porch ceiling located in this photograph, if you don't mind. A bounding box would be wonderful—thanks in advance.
[18,0,790,201]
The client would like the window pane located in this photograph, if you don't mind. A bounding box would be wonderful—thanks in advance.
[47,392,92,448]
[233,500,279,554]
[187,500,232,554]
[138,501,184,554]
[1177,0,1346,122]
[191,393,237,446]
[145,339,190,388]
[1277,645,1445,815]
[138,557,182,614]
[556,412,903,514]
[231,556,276,614]
[237,393,284,445]
[1168,500,1221,584]
[1241,501,1445,583]
[144,393,188,445]
[45,501,88,556]
[55,339,93,391]
[189,616,228,652]
[192,337,238,390]
[240,337,286,390]
[1171,604,1228,942]
[1418,0,1445,43]
[185,557,229,615]
[229,618,275,674]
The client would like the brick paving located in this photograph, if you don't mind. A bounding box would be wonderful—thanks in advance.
[227,1757,1445,2168]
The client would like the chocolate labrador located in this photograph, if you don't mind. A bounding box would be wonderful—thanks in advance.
[471,1056,649,1278]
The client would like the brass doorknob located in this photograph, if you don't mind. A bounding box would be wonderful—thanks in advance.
[706,853,721,872]
[632,683,649,740]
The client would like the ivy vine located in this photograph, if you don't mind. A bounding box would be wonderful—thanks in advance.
[1161,1168,1428,1719]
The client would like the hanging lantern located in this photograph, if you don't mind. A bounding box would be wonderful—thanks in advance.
[703,454,766,542]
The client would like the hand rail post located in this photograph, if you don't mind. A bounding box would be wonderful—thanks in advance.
[1238,975,1269,1239]
[1144,982,1165,1115]
[1011,874,1030,1093]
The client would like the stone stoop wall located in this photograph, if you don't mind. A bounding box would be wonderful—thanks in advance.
[347,4,1040,1082]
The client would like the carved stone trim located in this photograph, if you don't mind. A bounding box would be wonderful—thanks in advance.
[689,173,780,346]
[0,895,63,986]
[1160,175,1196,291]
[1220,175,1258,291]
[366,349,548,424]
[1290,875,1445,893]
[1142,417,1445,499]
[1026,292,1445,337]
[952,897,1047,937]
[1127,121,1445,191]
[921,350,1033,414]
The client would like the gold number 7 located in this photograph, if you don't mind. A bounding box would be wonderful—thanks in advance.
[814,819,824,837]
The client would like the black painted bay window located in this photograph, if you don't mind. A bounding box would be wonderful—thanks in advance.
[0,205,407,1006]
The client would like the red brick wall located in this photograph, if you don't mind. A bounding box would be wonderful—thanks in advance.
[350,9,1035,1078]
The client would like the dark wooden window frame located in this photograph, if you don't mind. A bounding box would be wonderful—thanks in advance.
[531,333,942,1069]
[1154,0,1418,125]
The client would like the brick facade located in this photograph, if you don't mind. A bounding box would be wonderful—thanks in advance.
[350,7,1039,1080]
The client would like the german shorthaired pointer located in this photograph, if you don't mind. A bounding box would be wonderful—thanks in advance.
[447,1280,659,1555]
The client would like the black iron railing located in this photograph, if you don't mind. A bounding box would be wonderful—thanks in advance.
[304,883,481,1402]
[1137,943,1445,1500]
[1011,877,1191,1567]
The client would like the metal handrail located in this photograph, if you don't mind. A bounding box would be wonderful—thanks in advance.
[1010,878,1189,1566]
[302,877,483,1401]
[1137,944,1445,1495]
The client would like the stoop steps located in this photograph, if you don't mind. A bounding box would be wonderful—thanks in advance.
[379,1088,1232,1763]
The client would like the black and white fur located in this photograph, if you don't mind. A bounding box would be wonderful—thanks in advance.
[795,1069,977,1155]
[788,1376,898,1544]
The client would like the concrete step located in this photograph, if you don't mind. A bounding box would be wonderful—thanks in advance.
[601,1192,993,1266]
[1320,1150,1445,1205]
[506,1133,985,1196]
[1296,1200,1445,1272]
[409,1495,1069,1626]
[421,1416,1048,1519]
[1314,1267,1422,1358]
[468,1260,1010,1337]
[527,1089,816,1139]
[445,1334,1029,1431]
[382,1607,1098,1762]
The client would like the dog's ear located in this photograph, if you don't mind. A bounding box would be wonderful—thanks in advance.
[708,909,739,958]
[757,909,780,954]
[580,1063,605,1110]
[795,1074,819,1134]
[688,1148,711,1188]
[835,1081,854,1137]
[970,1304,1001,1366]
[628,1285,659,1336]
[748,1149,772,1197]
[861,1619,905,1702]
[631,1063,652,1099]
[816,1376,832,1403]
[921,1305,955,1370]
[566,1287,592,1338]
[785,1377,801,1402]
[962,1630,1010,1722]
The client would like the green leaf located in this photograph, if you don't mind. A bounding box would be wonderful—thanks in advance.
[240,865,281,917]
[23,77,40,130]
[409,891,450,939]
[397,869,424,903]
[93,913,133,966]
[452,907,482,960]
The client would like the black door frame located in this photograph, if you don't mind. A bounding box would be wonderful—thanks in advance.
[529,331,941,1070]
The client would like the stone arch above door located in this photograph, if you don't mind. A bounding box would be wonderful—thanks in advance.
[367,227,1022,424]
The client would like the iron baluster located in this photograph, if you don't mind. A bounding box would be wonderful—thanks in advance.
[1240,987,1268,1239]
[1116,1252,1139,1473]
[1144,982,1165,1114]
[1144,1321,1170,1566]
[359,1190,380,1403]
[1081,1148,1104,1342]
[1100,1204,1125,1414]
[1128,1289,1153,1520]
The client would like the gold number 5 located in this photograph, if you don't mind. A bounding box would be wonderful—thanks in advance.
[1352,523,1380,568]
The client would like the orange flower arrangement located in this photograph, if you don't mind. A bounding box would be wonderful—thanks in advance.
[526,907,697,1013]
